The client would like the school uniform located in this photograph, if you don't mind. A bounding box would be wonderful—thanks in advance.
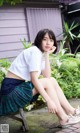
[0,46,45,116]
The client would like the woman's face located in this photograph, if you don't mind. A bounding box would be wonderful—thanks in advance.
[41,33,54,52]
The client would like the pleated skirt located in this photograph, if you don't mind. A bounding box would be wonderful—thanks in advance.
[0,78,38,116]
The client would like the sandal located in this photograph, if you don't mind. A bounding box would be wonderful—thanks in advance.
[60,114,80,128]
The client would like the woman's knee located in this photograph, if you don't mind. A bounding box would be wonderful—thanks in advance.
[50,77,57,83]
[32,78,49,96]
[39,77,57,86]
[39,78,51,87]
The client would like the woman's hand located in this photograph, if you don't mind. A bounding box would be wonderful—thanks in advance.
[47,99,57,114]
[49,46,56,54]
[45,46,56,55]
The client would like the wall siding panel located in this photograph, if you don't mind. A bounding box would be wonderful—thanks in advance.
[0,20,26,28]
[0,8,24,13]
[0,35,28,44]
[0,50,23,59]
[0,12,25,20]
[0,8,28,59]
[0,42,24,51]
[0,27,27,36]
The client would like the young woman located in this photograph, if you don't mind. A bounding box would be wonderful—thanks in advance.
[0,29,80,127]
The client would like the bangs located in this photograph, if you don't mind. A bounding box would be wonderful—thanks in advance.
[47,30,55,40]
[48,34,53,39]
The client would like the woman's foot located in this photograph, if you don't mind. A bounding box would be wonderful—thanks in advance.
[74,106,80,116]
[67,106,80,116]
[60,115,80,128]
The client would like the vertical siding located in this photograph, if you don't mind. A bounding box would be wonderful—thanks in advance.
[26,8,63,42]
[0,8,28,59]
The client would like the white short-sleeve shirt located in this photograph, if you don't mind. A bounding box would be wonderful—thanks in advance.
[8,46,45,81]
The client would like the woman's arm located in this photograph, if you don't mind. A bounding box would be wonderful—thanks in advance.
[30,71,50,102]
[42,53,51,78]
[30,71,57,113]
[42,46,56,78]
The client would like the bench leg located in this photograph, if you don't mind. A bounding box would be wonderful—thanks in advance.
[19,108,29,132]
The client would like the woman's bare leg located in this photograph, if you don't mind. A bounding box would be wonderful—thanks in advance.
[50,77,75,115]
[32,78,68,124]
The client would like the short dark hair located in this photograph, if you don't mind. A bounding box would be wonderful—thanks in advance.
[33,29,58,53]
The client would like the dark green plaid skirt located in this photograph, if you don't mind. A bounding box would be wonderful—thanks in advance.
[0,78,39,116]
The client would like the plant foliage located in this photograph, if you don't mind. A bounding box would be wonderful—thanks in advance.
[58,21,80,53]
[50,51,80,99]
[0,0,22,6]
[21,38,32,49]
[0,59,11,87]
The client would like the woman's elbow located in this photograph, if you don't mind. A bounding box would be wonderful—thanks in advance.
[44,74,51,78]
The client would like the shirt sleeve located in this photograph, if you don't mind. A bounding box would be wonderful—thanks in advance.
[28,51,41,72]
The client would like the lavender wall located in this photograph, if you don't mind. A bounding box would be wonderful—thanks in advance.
[0,8,28,59]
[26,8,63,43]
[0,7,63,59]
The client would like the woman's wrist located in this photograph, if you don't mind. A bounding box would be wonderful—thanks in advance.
[44,52,49,58]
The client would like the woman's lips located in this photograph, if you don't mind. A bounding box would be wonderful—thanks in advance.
[45,47,51,49]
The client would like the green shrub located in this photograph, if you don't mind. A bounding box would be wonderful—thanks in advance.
[51,53,80,99]
[0,59,11,87]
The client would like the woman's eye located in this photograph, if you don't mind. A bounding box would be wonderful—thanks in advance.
[43,38,47,41]
[50,39,54,42]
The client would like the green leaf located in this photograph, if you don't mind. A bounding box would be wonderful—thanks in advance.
[77,33,80,38]
[70,22,79,31]
[0,0,22,6]
[20,38,32,49]
[0,0,4,6]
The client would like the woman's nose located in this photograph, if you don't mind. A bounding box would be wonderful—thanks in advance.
[47,40,51,45]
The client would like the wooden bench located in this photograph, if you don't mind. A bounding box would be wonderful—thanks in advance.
[8,108,29,132]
